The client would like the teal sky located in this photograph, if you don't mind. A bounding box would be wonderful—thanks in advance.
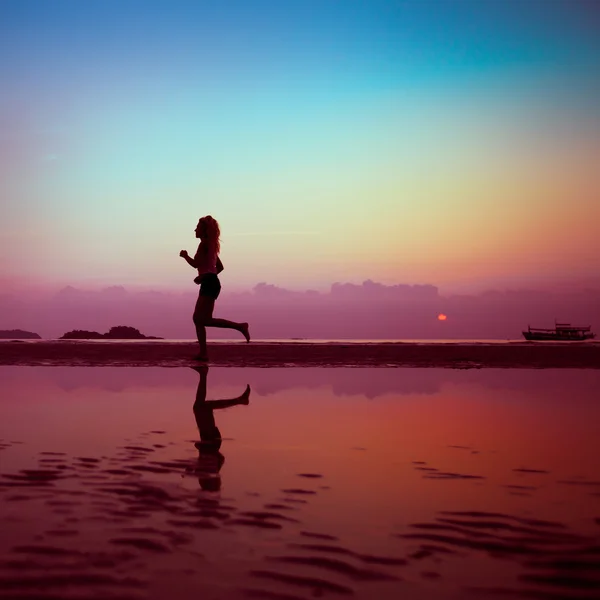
[1,0,599,292]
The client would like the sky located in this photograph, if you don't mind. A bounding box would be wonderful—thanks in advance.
[2,281,599,340]
[1,0,600,295]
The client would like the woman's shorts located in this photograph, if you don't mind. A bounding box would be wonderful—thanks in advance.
[195,273,221,299]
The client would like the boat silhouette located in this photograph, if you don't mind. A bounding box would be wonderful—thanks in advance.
[522,322,596,341]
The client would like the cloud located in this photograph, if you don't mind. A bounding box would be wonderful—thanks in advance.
[2,280,598,340]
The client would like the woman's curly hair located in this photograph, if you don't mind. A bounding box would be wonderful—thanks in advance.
[197,215,220,254]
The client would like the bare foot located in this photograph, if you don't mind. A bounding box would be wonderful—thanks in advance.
[240,323,250,343]
[240,384,251,404]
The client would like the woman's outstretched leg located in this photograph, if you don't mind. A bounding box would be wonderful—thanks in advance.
[195,324,208,360]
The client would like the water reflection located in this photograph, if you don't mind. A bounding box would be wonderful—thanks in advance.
[1,367,599,599]
[4,365,600,402]
[189,365,250,491]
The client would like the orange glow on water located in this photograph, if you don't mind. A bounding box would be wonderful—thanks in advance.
[2,367,600,598]
[438,313,447,321]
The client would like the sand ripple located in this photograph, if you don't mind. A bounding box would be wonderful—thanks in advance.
[0,432,408,600]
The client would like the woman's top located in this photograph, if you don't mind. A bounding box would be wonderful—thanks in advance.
[194,244,218,275]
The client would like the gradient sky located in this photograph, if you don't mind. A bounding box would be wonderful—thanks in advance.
[1,0,599,293]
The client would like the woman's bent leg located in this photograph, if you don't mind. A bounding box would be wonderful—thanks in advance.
[194,296,250,344]
[205,318,250,342]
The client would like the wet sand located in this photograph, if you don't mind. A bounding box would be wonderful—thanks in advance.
[1,366,599,599]
[1,340,600,367]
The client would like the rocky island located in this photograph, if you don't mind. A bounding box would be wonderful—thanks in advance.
[60,326,162,340]
[0,329,42,339]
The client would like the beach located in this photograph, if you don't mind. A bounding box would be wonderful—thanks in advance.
[4,0,600,596]
[2,341,599,600]
[1,339,600,368]
[1,365,599,599]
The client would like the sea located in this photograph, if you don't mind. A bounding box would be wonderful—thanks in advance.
[1,364,599,599]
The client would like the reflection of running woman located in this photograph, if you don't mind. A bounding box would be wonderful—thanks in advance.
[179,215,250,361]
[191,365,250,491]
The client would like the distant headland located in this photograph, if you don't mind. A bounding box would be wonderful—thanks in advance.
[0,329,42,339]
[60,326,162,340]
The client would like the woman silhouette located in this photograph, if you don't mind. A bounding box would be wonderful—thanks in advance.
[190,365,250,491]
[180,216,250,361]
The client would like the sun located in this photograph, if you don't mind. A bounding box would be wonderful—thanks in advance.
[437,313,447,321]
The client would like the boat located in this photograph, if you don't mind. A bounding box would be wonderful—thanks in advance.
[522,323,596,341]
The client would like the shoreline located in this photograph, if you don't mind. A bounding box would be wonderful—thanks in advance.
[1,340,599,368]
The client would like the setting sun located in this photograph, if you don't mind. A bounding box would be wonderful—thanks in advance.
[438,314,447,321]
